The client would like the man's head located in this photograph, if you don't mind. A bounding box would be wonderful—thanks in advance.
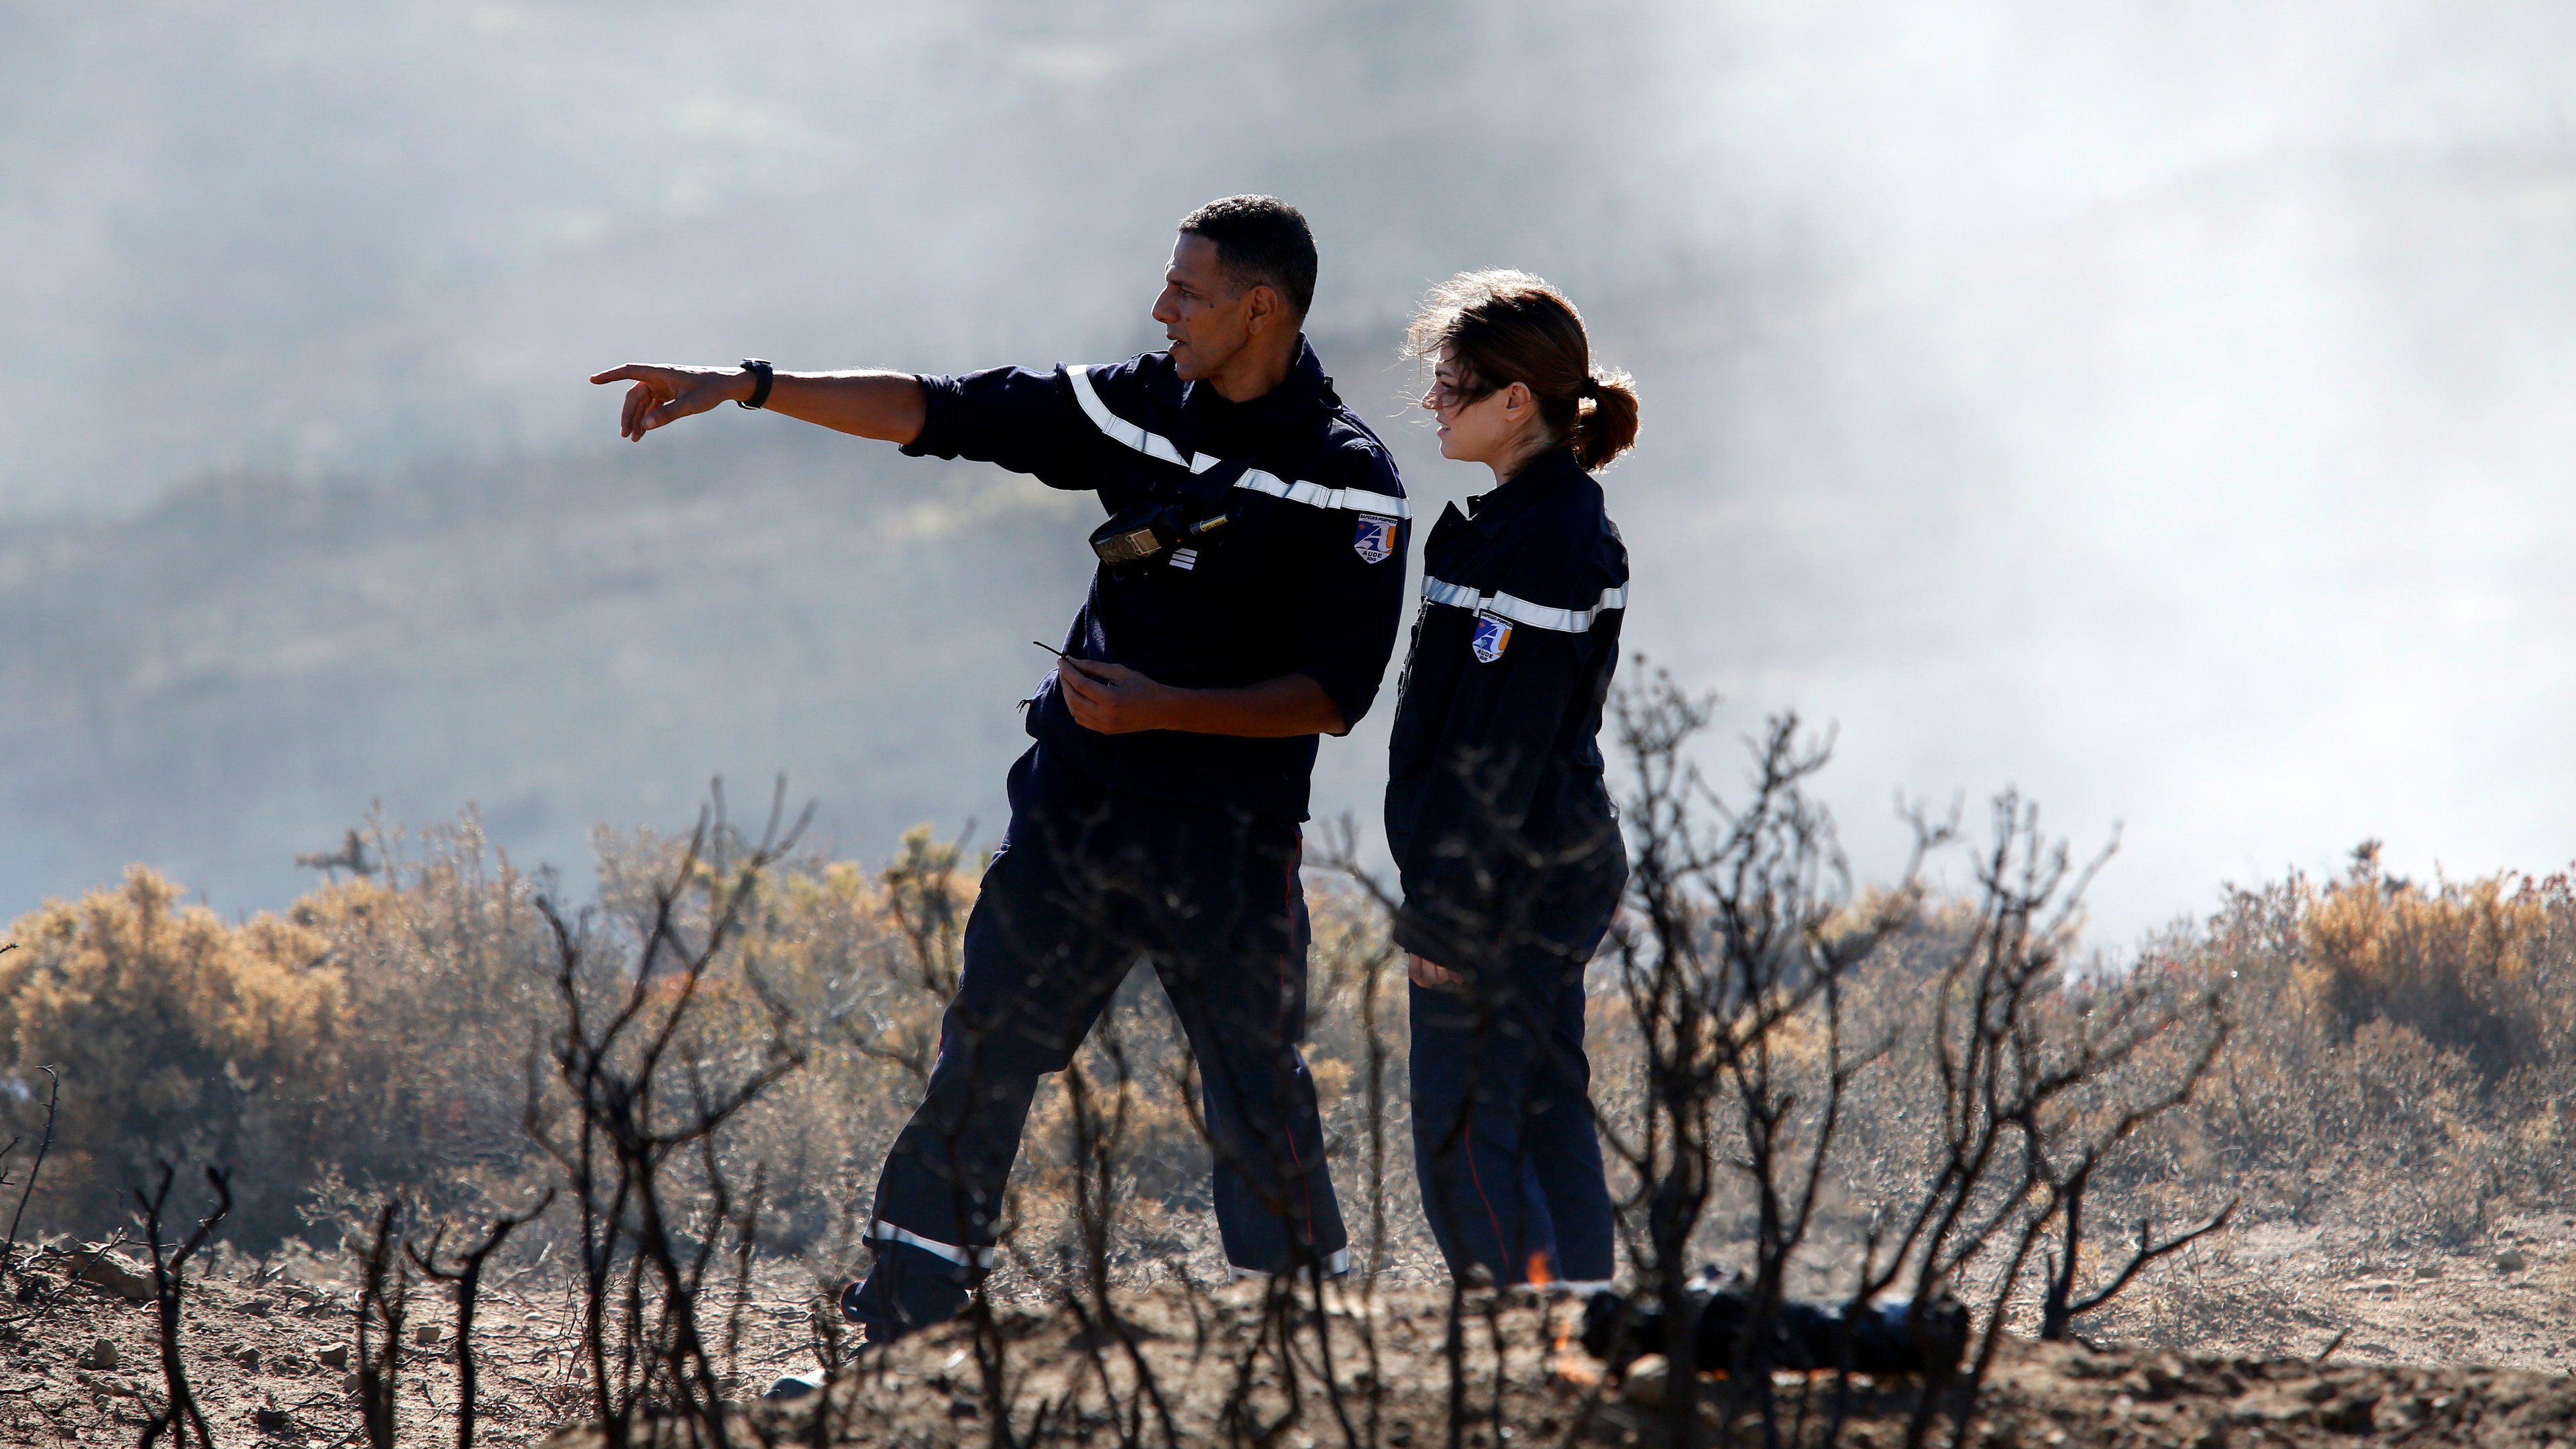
[1155,195,1316,393]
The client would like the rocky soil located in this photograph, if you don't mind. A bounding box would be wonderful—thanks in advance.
[10,1211,2576,1447]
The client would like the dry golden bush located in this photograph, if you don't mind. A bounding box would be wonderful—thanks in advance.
[0,865,348,1242]
[2054,850,2576,1252]
[288,819,559,1218]
[509,820,983,1263]
[1566,841,2576,1287]
[8,809,2575,1293]
[2298,843,2569,1079]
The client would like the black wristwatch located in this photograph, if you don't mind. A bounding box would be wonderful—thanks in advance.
[737,358,774,410]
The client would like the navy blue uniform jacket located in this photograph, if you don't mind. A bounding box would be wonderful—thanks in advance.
[904,338,1409,822]
[1383,447,1629,963]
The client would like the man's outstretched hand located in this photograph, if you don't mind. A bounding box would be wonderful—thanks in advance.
[590,364,749,440]
[589,364,927,443]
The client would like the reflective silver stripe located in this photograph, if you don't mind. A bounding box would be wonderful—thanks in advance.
[1066,364,1407,517]
[1233,470,1411,520]
[868,1219,995,1270]
[1226,1246,1353,1281]
[1422,577,1483,611]
[1421,576,1627,633]
[1066,364,1204,472]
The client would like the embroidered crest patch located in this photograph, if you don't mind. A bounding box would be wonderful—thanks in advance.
[1470,610,1512,663]
[1352,514,1397,565]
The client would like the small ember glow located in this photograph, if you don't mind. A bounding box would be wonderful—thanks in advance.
[1526,1252,1555,1288]
[1547,1334,1601,1389]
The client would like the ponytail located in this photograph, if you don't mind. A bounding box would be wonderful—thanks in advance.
[1570,369,1640,470]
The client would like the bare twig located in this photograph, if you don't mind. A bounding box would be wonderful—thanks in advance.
[410,1189,556,1449]
[2041,1187,2238,1340]
[3,1067,60,1280]
[525,777,811,1446]
[137,1162,231,1449]
[356,1198,410,1449]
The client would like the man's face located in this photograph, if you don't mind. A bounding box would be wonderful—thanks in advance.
[1153,234,1255,382]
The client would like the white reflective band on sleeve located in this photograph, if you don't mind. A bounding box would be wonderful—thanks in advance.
[1232,470,1411,520]
[1421,576,1628,633]
[1226,1246,1353,1281]
[1067,364,1208,472]
[868,1219,996,1270]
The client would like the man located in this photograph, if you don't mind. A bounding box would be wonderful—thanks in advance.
[592,196,1408,1357]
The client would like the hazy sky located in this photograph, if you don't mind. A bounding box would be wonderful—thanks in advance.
[6,1,2575,943]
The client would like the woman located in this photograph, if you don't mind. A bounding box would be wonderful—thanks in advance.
[1385,270,1638,1290]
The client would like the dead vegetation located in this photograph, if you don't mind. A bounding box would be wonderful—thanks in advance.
[3,680,2576,1446]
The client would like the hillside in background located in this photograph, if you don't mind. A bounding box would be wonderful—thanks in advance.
[0,0,1690,514]
[8,1,2576,930]
[0,423,1110,908]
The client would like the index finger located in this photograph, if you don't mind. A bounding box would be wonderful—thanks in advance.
[589,364,655,385]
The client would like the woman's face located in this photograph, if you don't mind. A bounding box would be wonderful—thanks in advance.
[1422,354,1534,468]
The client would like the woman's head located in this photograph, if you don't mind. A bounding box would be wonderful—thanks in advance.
[1406,270,1639,474]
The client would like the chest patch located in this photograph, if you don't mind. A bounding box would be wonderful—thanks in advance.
[1353,514,1397,565]
[1470,610,1513,663]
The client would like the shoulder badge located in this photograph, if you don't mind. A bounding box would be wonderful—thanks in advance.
[1353,514,1397,565]
[1470,610,1512,663]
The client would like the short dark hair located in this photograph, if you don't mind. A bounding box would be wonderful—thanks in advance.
[1177,195,1317,319]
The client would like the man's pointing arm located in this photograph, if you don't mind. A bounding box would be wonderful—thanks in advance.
[588,363,927,446]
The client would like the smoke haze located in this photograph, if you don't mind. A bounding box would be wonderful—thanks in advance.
[5,1,2574,941]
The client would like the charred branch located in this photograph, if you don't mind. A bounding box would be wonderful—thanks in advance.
[2039,1186,2238,1342]
[2,1066,59,1283]
[409,1189,556,1449]
[137,1162,231,1449]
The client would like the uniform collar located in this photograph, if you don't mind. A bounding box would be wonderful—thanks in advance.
[1465,445,1584,536]
[1182,335,1332,453]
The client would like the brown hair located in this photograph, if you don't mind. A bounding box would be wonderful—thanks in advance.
[1404,269,1639,470]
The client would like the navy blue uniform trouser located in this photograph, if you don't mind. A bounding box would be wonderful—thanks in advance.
[846,746,1348,1341]
[1408,859,1623,1287]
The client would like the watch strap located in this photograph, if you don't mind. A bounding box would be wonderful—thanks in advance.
[737,358,774,410]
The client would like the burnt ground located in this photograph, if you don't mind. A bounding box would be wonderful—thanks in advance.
[2082,1210,2576,1373]
[9,1210,2576,1446]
